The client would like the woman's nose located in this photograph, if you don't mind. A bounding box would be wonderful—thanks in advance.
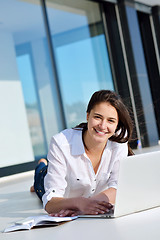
[99,120,107,129]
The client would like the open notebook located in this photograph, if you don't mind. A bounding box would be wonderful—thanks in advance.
[80,150,160,218]
[4,215,78,232]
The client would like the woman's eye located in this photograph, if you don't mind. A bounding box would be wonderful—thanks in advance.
[95,116,101,120]
[109,119,115,123]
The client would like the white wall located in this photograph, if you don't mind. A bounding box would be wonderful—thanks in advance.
[0,81,34,167]
[0,31,34,167]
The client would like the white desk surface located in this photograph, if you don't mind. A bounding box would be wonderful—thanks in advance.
[1,171,160,240]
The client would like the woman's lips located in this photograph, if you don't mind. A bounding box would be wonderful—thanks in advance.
[94,128,107,135]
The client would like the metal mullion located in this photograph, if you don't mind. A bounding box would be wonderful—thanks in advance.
[150,15,160,76]
[100,3,119,92]
[40,0,66,129]
[115,4,141,143]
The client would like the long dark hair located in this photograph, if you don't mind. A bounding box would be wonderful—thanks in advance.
[74,90,134,155]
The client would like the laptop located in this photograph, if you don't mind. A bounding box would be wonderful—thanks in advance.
[80,150,160,218]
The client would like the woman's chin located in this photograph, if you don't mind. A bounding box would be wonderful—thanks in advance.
[93,134,109,144]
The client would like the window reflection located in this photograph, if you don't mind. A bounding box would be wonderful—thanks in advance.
[126,6,159,146]
[46,0,114,128]
[16,53,46,156]
[0,0,61,166]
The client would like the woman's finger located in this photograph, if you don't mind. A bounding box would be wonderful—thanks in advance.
[59,209,73,217]
[100,201,113,208]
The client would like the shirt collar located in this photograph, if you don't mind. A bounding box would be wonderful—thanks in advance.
[71,129,85,156]
[71,129,114,156]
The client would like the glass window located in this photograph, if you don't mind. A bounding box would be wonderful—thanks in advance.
[0,0,62,167]
[16,51,46,157]
[46,0,114,128]
[126,6,159,146]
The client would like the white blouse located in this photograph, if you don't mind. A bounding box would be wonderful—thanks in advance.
[42,128,128,208]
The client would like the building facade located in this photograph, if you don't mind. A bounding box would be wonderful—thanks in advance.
[0,0,160,177]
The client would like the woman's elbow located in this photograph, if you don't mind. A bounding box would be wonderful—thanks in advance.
[45,201,51,214]
[45,197,63,214]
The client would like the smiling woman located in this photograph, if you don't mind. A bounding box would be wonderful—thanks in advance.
[82,102,119,175]
[30,90,134,217]
[85,102,119,146]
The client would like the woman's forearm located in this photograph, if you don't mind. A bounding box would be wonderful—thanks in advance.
[91,188,116,204]
[45,195,113,215]
[45,197,79,214]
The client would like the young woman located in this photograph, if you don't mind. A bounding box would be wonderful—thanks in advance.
[31,90,133,217]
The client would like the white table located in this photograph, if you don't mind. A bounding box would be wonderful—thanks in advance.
[1,171,160,240]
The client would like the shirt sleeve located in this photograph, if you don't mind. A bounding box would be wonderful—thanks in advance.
[42,136,67,209]
[107,142,128,189]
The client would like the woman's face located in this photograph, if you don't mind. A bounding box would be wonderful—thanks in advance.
[86,102,119,145]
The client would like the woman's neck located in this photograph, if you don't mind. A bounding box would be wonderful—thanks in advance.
[82,130,107,174]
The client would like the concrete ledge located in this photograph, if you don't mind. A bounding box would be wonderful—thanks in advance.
[0,170,34,183]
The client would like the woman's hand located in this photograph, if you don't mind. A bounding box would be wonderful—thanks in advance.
[75,197,113,215]
[49,197,113,217]
[50,209,81,217]
[45,194,113,216]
